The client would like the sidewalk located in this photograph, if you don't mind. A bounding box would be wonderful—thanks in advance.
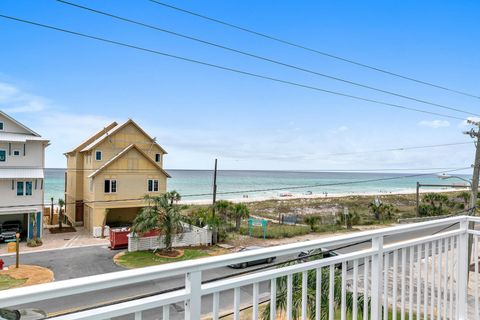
[0,227,109,256]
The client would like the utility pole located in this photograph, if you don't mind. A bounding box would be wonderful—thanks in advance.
[464,120,480,213]
[464,120,479,277]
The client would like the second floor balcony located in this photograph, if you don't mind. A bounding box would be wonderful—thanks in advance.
[0,215,479,319]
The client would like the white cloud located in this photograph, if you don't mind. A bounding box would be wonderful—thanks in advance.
[0,82,48,113]
[418,120,450,128]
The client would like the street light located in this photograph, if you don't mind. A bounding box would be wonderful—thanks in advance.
[438,173,475,214]
[437,173,472,187]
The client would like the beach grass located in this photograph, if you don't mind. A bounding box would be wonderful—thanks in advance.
[239,223,312,239]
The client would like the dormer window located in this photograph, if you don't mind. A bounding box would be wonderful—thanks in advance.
[155,153,161,162]
[0,122,4,131]
[95,150,102,161]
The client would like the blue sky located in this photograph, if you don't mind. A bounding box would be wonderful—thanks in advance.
[0,0,479,172]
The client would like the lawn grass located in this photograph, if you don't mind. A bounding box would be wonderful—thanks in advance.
[0,274,27,290]
[116,248,211,268]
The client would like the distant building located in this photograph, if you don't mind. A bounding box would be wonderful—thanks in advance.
[64,119,170,233]
[0,111,49,239]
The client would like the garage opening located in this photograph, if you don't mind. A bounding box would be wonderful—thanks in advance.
[106,207,142,228]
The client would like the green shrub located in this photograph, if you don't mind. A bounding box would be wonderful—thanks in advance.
[239,224,311,239]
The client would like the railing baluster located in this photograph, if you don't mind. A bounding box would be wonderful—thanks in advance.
[302,271,308,320]
[353,261,358,320]
[212,292,220,320]
[436,240,441,320]
[364,257,370,320]
[456,219,469,320]
[329,265,334,320]
[185,271,201,320]
[449,238,454,320]
[401,248,406,320]
[253,282,259,320]
[316,267,322,320]
[234,287,240,320]
[424,242,429,319]
[341,262,347,320]
[163,305,169,320]
[475,235,479,320]
[408,247,414,320]
[134,311,142,320]
[287,274,293,320]
[371,236,384,320]
[443,238,448,320]
[384,253,389,320]
[431,240,436,320]
[392,250,398,320]
[416,244,421,320]
[270,278,277,320]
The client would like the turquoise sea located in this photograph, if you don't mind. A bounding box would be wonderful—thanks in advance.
[44,169,470,203]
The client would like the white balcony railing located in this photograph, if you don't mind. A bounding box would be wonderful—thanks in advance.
[0,215,479,320]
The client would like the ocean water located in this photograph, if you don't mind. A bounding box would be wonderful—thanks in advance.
[44,169,470,203]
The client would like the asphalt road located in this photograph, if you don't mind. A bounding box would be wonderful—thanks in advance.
[2,222,461,319]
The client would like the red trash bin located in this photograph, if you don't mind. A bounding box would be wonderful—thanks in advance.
[0,259,4,270]
[109,228,130,249]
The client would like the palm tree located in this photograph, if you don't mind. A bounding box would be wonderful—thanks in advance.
[368,200,382,220]
[261,266,366,319]
[167,190,182,205]
[132,194,184,252]
[58,198,65,229]
[231,203,250,231]
[458,191,471,208]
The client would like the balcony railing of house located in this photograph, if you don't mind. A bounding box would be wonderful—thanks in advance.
[0,215,480,320]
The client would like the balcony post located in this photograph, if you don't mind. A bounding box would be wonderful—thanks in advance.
[371,235,384,320]
[185,270,202,320]
[457,218,469,320]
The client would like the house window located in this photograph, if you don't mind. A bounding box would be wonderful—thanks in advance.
[95,150,102,161]
[155,153,161,162]
[17,181,24,196]
[0,150,5,162]
[147,179,159,192]
[25,181,33,196]
[13,150,21,156]
[104,179,117,193]
[0,122,3,131]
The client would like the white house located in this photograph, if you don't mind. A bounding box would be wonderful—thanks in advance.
[0,111,49,239]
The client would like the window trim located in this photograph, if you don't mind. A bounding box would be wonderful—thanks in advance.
[16,181,24,196]
[25,181,33,196]
[147,179,159,192]
[0,149,6,162]
[155,153,161,163]
[104,179,117,194]
[95,150,102,161]
[0,121,4,131]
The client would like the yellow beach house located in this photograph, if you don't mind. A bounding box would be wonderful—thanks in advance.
[64,119,170,233]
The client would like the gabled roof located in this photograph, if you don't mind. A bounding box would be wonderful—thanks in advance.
[65,121,118,155]
[0,110,42,137]
[88,144,171,179]
[80,119,167,154]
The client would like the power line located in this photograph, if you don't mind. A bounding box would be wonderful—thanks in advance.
[147,0,480,100]
[55,0,480,117]
[0,14,468,121]
[0,167,470,209]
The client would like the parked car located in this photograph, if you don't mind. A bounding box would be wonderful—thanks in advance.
[298,248,341,268]
[0,220,22,243]
[0,308,47,320]
[229,246,276,268]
